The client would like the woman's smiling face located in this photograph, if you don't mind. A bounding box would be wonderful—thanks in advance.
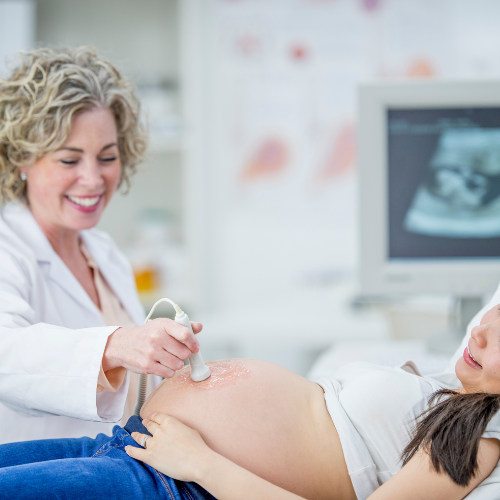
[456,303,500,394]
[22,107,121,237]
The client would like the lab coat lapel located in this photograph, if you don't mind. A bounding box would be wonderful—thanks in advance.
[3,203,104,321]
[80,231,145,326]
[47,251,104,321]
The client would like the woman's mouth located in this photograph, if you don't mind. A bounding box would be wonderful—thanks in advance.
[463,345,482,370]
[65,194,103,213]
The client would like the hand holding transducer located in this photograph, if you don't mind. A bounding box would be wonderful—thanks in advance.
[102,318,202,379]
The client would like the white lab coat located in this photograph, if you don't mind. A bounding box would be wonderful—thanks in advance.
[0,202,145,444]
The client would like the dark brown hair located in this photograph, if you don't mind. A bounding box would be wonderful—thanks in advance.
[402,389,500,486]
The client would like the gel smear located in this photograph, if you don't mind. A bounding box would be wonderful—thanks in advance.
[164,359,251,391]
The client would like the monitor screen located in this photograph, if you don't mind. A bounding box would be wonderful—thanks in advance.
[388,107,500,260]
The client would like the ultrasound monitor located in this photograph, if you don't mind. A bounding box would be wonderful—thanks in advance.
[358,80,500,300]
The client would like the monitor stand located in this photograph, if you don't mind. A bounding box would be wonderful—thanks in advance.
[426,297,483,355]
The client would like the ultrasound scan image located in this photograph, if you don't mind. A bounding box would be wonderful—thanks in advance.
[404,128,500,238]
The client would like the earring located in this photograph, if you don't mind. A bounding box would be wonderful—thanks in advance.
[20,172,27,181]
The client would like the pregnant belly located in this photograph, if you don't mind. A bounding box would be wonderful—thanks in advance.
[141,359,355,500]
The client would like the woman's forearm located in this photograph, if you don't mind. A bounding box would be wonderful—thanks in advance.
[366,438,500,500]
[197,451,307,500]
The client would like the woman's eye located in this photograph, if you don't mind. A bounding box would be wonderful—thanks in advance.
[100,157,117,163]
[60,159,78,166]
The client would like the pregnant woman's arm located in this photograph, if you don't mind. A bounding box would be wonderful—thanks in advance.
[367,438,500,500]
[127,413,307,500]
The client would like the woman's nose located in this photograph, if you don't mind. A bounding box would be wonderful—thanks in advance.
[79,160,104,189]
[471,324,488,348]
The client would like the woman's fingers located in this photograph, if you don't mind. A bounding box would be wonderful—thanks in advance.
[126,412,212,481]
[146,412,169,425]
[143,419,160,434]
[130,431,151,448]
[159,334,192,362]
[154,348,185,371]
[126,414,213,482]
[125,444,146,461]
[159,319,199,353]
[150,362,176,379]
[191,322,203,334]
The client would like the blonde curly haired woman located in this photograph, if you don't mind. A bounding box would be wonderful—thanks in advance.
[0,46,202,444]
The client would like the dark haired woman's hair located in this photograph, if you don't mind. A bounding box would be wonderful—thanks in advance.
[402,389,500,487]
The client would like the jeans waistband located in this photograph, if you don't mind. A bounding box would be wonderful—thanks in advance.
[123,415,152,437]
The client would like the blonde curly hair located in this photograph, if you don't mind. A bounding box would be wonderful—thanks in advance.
[0,46,148,203]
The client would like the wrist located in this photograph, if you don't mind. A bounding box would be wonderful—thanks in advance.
[193,449,222,486]
[102,328,123,372]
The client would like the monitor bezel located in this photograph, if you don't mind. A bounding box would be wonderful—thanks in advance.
[358,80,500,296]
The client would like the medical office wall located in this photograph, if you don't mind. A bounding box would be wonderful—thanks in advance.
[0,0,35,77]
[182,0,500,326]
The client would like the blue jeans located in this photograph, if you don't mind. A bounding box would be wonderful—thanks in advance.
[0,416,216,500]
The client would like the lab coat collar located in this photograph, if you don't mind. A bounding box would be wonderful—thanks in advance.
[2,203,104,319]
[2,203,144,325]
[2,202,55,263]
[80,231,145,326]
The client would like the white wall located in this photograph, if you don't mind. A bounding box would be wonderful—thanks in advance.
[36,0,178,83]
[0,0,35,76]
[182,0,500,319]
[34,0,185,250]
[98,152,184,249]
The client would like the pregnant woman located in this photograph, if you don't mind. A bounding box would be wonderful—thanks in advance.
[1,303,500,500]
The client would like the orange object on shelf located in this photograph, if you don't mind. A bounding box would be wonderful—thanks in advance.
[134,267,160,293]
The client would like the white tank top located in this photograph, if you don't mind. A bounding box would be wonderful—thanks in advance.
[314,362,500,500]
